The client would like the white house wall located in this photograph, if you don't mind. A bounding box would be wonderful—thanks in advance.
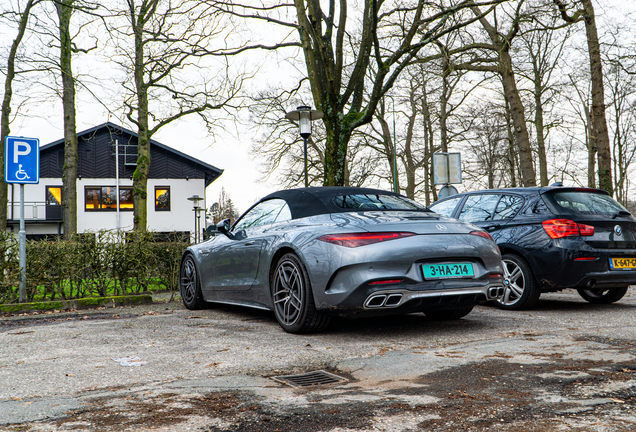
[7,177,206,237]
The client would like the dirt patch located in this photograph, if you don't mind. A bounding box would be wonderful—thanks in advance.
[53,392,245,432]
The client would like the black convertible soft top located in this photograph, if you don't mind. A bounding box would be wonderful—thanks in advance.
[259,187,423,220]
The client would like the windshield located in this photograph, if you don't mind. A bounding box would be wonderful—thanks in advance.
[333,194,427,211]
[546,191,628,216]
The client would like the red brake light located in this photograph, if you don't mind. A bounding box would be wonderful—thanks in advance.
[369,279,403,285]
[317,232,416,248]
[578,223,595,236]
[542,219,595,239]
[470,230,494,242]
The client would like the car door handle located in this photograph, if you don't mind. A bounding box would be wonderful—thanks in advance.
[245,241,256,246]
[483,224,501,231]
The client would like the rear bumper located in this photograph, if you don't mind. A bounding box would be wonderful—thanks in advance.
[529,243,636,290]
[319,279,505,317]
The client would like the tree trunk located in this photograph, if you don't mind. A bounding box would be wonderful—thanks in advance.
[322,112,352,186]
[421,83,434,205]
[581,0,612,194]
[504,100,518,188]
[534,82,549,186]
[403,90,417,199]
[469,4,536,187]
[132,11,149,231]
[585,105,597,188]
[1,0,36,233]
[378,112,398,193]
[439,69,450,153]
[499,52,537,187]
[55,0,78,238]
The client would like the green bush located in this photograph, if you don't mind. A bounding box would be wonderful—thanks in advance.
[0,230,189,303]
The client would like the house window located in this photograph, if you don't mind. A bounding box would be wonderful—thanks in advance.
[46,186,62,205]
[120,188,134,209]
[85,186,134,211]
[46,186,63,221]
[155,186,170,211]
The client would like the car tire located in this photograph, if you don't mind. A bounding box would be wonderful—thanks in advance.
[497,254,541,310]
[424,307,473,320]
[271,253,331,334]
[180,254,206,310]
[577,286,628,304]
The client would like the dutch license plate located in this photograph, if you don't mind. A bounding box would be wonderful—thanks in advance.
[422,263,474,279]
[610,257,636,270]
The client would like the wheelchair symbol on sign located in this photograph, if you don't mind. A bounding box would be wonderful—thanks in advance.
[15,164,30,181]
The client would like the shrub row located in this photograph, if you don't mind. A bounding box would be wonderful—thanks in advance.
[0,230,189,304]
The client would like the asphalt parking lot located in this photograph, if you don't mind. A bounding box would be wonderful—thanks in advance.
[3,290,636,431]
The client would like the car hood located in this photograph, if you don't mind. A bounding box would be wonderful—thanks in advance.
[329,211,480,235]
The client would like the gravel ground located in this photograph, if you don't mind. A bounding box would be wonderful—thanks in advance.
[2,289,636,431]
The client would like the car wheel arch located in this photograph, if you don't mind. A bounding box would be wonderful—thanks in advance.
[269,246,304,285]
[180,250,197,268]
[498,245,538,270]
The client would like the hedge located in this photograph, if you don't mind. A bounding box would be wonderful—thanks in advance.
[0,230,189,304]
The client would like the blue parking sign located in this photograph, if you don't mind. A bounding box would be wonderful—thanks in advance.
[5,136,39,184]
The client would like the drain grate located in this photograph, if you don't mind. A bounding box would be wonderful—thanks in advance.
[271,370,348,388]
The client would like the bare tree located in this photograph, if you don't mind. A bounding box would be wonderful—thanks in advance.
[515,16,571,186]
[110,0,245,231]
[215,0,505,187]
[54,0,79,237]
[605,63,636,206]
[51,0,101,237]
[459,100,511,189]
[565,72,596,187]
[210,187,240,225]
[554,0,613,194]
[248,87,380,189]
[0,0,40,232]
[445,0,537,187]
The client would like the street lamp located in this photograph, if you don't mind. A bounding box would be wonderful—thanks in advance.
[285,105,324,187]
[187,194,204,243]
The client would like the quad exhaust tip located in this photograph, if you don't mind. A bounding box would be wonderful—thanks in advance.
[489,287,504,299]
[365,293,403,308]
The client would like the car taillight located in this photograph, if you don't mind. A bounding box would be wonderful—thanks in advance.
[470,230,494,242]
[317,232,416,248]
[542,219,595,239]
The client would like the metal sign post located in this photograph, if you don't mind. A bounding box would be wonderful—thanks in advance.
[5,136,40,303]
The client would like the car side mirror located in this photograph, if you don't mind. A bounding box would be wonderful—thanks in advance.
[217,218,231,234]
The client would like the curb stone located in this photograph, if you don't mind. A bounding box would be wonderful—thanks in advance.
[0,294,153,314]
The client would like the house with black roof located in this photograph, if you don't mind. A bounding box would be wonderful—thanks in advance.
[6,122,223,239]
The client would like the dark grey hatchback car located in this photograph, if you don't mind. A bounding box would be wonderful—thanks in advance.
[428,186,636,310]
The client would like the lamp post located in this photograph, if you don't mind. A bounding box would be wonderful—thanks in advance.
[285,105,323,187]
[187,194,204,243]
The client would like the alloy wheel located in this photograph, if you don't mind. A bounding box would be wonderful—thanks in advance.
[181,257,197,305]
[501,258,525,306]
[273,259,304,326]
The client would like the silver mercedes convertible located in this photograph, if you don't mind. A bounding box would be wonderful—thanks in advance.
[180,187,505,333]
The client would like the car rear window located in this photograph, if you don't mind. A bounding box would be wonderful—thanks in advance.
[333,194,426,211]
[546,191,628,216]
